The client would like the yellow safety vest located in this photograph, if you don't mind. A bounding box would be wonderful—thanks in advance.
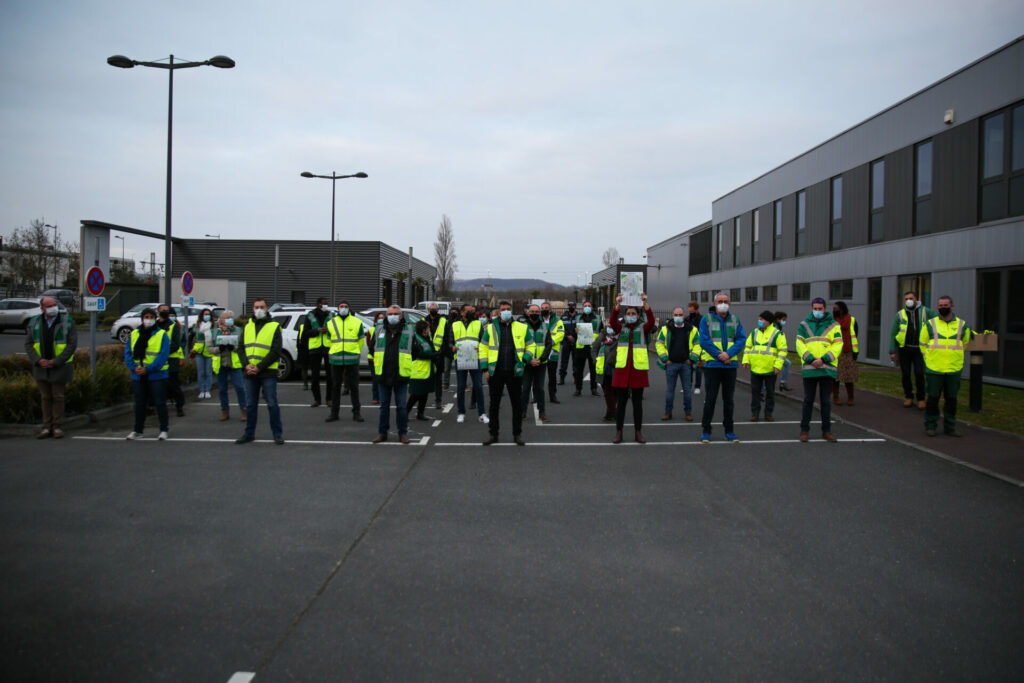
[895,307,928,348]
[30,315,74,365]
[373,323,414,378]
[655,324,697,368]
[480,320,533,376]
[305,311,332,351]
[211,327,244,374]
[192,324,216,357]
[411,333,434,380]
[543,315,565,357]
[244,319,281,370]
[163,322,184,360]
[920,317,972,374]
[837,315,859,354]
[796,318,844,377]
[431,317,448,352]
[129,327,169,372]
[327,314,365,366]
[742,327,787,374]
[615,325,649,370]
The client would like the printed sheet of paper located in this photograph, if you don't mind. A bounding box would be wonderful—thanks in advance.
[216,334,238,347]
[577,323,595,346]
[619,271,644,306]
[456,341,480,370]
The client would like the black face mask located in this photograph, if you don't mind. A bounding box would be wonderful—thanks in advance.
[541,310,550,317]
[529,314,539,322]
[429,311,439,318]
[833,310,841,318]
[938,307,952,317]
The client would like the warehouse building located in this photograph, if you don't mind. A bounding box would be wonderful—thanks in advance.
[172,239,436,311]
[646,36,1024,386]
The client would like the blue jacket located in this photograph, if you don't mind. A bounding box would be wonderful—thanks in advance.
[699,312,747,369]
[124,328,171,381]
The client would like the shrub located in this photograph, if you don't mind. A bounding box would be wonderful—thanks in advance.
[0,373,41,423]
[0,356,135,423]
[71,312,90,325]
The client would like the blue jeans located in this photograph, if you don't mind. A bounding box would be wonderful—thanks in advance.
[780,356,792,385]
[377,382,409,436]
[217,367,246,411]
[133,376,167,433]
[457,369,485,416]
[195,355,213,392]
[244,375,282,438]
[664,361,692,414]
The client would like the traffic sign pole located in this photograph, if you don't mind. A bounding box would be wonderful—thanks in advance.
[85,266,106,382]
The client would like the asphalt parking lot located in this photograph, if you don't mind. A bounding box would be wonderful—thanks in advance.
[2,377,1022,682]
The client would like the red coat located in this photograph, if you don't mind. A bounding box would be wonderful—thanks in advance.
[610,306,655,388]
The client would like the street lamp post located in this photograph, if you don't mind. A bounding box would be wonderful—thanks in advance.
[43,223,58,288]
[113,235,125,276]
[107,53,235,305]
[300,171,368,304]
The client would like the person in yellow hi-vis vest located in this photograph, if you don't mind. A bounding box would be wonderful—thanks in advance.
[919,295,973,437]
[237,298,284,445]
[742,310,787,422]
[831,300,859,406]
[25,296,77,439]
[609,293,656,444]
[325,300,366,424]
[796,298,844,442]
[655,306,699,422]
[372,305,416,444]
[480,301,535,446]
[124,308,170,441]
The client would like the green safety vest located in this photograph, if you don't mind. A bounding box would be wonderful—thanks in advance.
[30,315,74,365]
[327,314,365,366]
[480,320,532,377]
[211,326,244,374]
[615,325,649,370]
[373,322,415,378]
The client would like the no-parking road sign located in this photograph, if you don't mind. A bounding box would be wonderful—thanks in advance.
[86,266,105,296]
[181,271,194,295]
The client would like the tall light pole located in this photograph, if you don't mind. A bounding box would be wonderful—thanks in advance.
[43,223,58,288]
[113,235,125,275]
[300,171,368,304]
[107,53,235,305]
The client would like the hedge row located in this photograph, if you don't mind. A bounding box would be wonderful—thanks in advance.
[0,344,197,423]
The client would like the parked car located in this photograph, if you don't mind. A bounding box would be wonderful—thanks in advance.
[415,300,462,315]
[42,289,77,309]
[0,298,66,332]
[110,303,223,344]
[359,307,426,323]
[270,307,375,381]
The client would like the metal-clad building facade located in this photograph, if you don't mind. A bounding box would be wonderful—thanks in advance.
[647,36,1024,385]
[172,239,436,311]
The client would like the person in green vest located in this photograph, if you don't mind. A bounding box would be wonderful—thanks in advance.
[520,303,554,422]
[406,318,438,421]
[595,324,618,422]
[796,298,844,442]
[212,309,246,422]
[609,293,656,444]
[156,304,186,417]
[742,310,787,422]
[25,296,77,439]
[372,304,416,444]
[302,297,334,408]
[236,298,284,445]
[540,301,565,405]
[480,300,535,445]
[325,300,366,423]
[573,301,603,397]
[124,308,170,440]
[919,295,973,437]
[889,291,934,409]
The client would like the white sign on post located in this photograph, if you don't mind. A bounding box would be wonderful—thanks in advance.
[182,296,195,307]
[84,297,106,312]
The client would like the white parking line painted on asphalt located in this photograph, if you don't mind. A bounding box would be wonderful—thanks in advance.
[192,403,381,409]
[432,420,442,428]
[227,673,254,683]
[534,405,542,426]
[443,403,454,414]
[72,436,431,446]
[434,438,886,447]
[540,421,803,427]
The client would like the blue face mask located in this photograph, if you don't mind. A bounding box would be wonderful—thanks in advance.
[583,306,592,315]
[780,320,786,327]
[625,316,637,324]
[606,327,615,335]
[673,316,684,324]
[500,310,512,321]
[223,318,234,327]
[813,310,825,320]
[758,320,766,329]
[387,314,400,325]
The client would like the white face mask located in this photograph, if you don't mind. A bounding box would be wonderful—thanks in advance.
[142,318,156,328]
[905,299,916,309]
[338,308,349,317]
[319,304,328,312]
[44,306,59,317]
[223,318,234,327]
[500,310,512,321]
[253,308,267,319]
[716,303,729,315]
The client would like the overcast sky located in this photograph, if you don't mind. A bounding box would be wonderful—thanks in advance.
[2,1,1021,286]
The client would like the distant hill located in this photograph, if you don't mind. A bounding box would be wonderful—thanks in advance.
[453,278,570,291]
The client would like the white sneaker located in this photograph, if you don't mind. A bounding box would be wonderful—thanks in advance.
[456,414,465,423]
[694,388,701,395]
[157,431,168,440]
[479,414,490,424]
[126,431,142,440]
[203,391,210,399]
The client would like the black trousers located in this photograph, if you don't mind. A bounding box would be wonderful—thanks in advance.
[521,364,546,415]
[801,375,834,434]
[700,367,736,433]
[558,342,574,381]
[615,387,644,430]
[573,347,596,392]
[546,356,559,398]
[166,358,184,409]
[308,351,332,403]
[899,347,926,401]
[750,372,776,417]
[432,357,445,402]
[488,369,523,437]
[329,364,361,417]
[407,392,429,417]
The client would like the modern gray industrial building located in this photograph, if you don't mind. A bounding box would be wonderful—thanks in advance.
[171,239,436,311]
[645,35,1024,386]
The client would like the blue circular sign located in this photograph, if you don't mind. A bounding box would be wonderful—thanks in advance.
[181,271,194,295]
[86,267,105,296]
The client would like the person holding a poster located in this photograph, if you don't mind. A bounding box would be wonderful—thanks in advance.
[698,291,748,443]
[540,301,565,404]
[573,301,602,397]
[609,293,655,443]
[451,303,488,424]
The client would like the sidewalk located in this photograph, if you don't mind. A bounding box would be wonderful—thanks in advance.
[738,363,1024,487]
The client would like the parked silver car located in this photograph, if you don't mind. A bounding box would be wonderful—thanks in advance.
[270,307,375,381]
[110,303,224,344]
[0,298,66,332]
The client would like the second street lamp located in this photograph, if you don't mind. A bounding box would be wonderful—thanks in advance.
[107,53,235,304]
[300,171,368,304]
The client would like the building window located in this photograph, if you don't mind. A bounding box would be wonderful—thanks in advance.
[914,140,933,234]
[733,218,741,267]
[700,290,709,303]
[796,190,807,255]
[689,291,698,303]
[870,159,885,242]
[830,176,843,250]
[829,279,853,300]
[752,209,760,264]
[773,200,782,260]
[716,224,723,270]
[898,273,931,308]
[745,286,759,301]
[763,285,778,301]
[980,102,1024,222]
[792,282,810,300]
[730,287,741,302]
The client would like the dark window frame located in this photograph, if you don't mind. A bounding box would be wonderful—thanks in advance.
[773,200,783,260]
[979,102,1024,222]
[792,282,810,301]
[763,285,778,302]
[914,139,934,235]
[830,175,843,251]
[733,217,741,267]
[870,158,885,243]
[751,209,760,264]
[796,190,807,256]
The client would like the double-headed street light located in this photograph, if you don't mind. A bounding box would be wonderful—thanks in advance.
[300,171,368,304]
[107,53,235,304]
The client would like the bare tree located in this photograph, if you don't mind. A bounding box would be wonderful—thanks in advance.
[433,214,458,295]
[5,219,53,291]
[601,247,620,267]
